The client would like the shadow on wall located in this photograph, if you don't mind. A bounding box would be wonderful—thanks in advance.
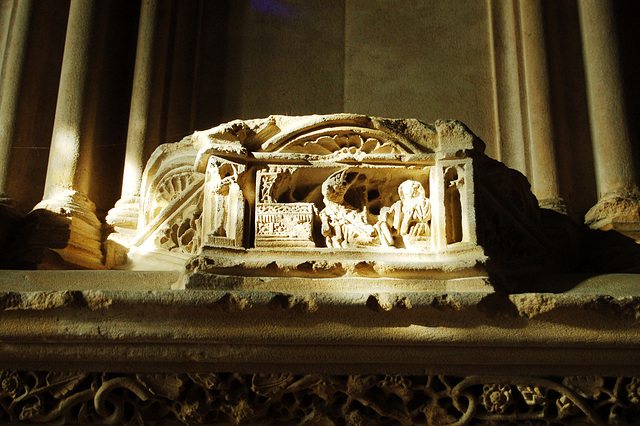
[472,136,640,293]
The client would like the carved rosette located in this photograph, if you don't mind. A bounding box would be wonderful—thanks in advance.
[0,371,636,424]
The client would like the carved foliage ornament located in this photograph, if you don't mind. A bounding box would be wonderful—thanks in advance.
[0,371,637,424]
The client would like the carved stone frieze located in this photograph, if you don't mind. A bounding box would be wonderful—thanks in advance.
[0,371,637,424]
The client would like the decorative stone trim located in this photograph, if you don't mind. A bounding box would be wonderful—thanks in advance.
[0,371,637,424]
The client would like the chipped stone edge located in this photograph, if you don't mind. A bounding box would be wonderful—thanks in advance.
[1,288,640,321]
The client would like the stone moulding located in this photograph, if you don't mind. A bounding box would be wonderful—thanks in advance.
[108,114,550,292]
[1,274,640,377]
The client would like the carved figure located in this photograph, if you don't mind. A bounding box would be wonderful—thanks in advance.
[319,169,375,248]
[376,180,431,248]
[210,163,239,237]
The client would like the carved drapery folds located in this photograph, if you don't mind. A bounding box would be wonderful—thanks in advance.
[110,114,551,290]
[0,371,638,424]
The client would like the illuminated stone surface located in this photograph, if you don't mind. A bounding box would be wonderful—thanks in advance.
[106,114,557,293]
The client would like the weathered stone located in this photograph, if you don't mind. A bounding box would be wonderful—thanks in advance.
[106,114,562,294]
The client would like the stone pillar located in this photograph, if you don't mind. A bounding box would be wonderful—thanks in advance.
[0,0,31,266]
[105,0,170,268]
[0,0,15,85]
[120,0,164,202]
[519,0,563,212]
[0,0,32,206]
[32,0,104,269]
[578,0,640,239]
[488,0,529,178]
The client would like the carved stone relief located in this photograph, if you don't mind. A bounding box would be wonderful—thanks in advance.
[0,370,636,424]
[202,159,246,248]
[109,114,553,290]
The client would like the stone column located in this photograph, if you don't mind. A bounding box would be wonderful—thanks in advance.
[519,0,563,212]
[0,0,15,85]
[32,0,105,269]
[0,0,32,207]
[488,0,529,178]
[578,0,640,239]
[105,0,170,267]
[0,0,31,266]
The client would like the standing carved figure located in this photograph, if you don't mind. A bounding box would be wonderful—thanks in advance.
[210,163,239,237]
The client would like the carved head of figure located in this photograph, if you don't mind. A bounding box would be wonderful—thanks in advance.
[321,169,360,205]
[398,180,426,202]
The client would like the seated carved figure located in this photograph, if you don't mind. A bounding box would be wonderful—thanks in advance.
[319,169,376,248]
[376,180,431,248]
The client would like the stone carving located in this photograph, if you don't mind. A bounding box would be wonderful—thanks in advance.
[202,159,246,248]
[319,169,376,248]
[111,114,554,290]
[0,370,637,424]
[378,179,432,248]
[119,115,485,280]
[281,133,403,157]
[156,203,203,255]
[256,203,315,247]
[255,167,315,247]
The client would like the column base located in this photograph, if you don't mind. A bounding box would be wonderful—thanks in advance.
[584,191,640,242]
[31,190,105,269]
[104,196,140,269]
[538,197,568,215]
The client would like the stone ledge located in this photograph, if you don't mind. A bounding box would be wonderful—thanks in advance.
[0,271,638,377]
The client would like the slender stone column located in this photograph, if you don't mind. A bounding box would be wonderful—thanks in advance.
[0,0,32,206]
[120,0,163,202]
[0,0,31,266]
[0,0,15,88]
[105,0,169,267]
[519,0,563,212]
[32,0,105,269]
[578,0,640,238]
[488,0,529,178]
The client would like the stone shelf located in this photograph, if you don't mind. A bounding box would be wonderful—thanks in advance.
[0,271,639,378]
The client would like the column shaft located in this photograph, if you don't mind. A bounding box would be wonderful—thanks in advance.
[579,0,640,238]
[33,0,104,269]
[519,0,562,209]
[578,0,637,198]
[121,0,162,200]
[43,0,98,199]
[105,0,171,267]
[488,0,529,177]
[0,0,32,200]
